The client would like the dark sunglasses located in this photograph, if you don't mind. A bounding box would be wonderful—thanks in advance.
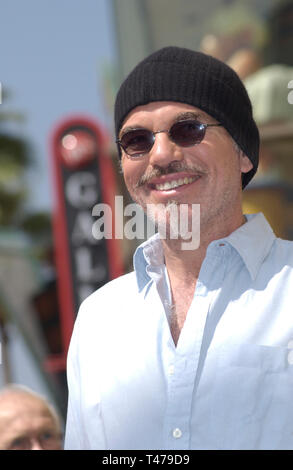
[116,119,222,158]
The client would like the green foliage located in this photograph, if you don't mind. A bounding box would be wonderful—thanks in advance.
[0,188,26,226]
[0,134,31,168]
[0,134,30,225]
[21,212,52,239]
[0,87,52,251]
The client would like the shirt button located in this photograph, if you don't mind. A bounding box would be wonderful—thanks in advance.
[172,428,182,439]
[168,365,175,375]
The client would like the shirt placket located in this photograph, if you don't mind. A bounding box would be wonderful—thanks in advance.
[162,245,227,449]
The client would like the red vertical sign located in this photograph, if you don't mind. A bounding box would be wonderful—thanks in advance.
[49,115,124,370]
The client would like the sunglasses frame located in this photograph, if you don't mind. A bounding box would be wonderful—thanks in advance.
[116,119,223,158]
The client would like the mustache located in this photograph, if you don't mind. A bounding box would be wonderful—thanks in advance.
[135,161,206,188]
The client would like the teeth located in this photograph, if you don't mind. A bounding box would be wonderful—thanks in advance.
[155,176,196,191]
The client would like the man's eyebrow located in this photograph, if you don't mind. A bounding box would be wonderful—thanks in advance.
[173,111,201,122]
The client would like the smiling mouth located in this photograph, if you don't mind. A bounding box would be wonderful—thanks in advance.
[151,176,199,191]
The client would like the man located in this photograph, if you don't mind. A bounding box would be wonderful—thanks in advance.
[65,46,293,450]
[0,384,63,450]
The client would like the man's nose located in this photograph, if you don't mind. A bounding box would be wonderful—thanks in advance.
[148,132,184,168]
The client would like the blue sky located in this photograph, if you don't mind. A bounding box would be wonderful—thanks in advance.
[0,0,117,211]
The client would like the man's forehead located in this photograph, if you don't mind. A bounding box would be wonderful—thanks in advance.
[0,408,54,428]
[0,393,51,421]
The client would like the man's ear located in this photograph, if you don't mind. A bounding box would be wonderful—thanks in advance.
[240,154,253,174]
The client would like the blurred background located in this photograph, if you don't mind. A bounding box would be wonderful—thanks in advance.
[0,0,292,425]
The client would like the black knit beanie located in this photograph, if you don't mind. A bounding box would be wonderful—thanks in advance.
[114,46,259,188]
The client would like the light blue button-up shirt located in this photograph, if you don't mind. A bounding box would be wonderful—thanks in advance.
[65,213,293,450]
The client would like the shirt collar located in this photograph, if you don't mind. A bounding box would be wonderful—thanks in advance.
[133,213,276,290]
[221,212,276,280]
[133,233,163,292]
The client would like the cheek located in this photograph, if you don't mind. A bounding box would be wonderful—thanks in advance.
[122,168,138,194]
[122,158,147,189]
[207,154,243,194]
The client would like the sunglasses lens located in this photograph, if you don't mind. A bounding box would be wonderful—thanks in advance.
[121,129,153,156]
[170,120,206,146]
